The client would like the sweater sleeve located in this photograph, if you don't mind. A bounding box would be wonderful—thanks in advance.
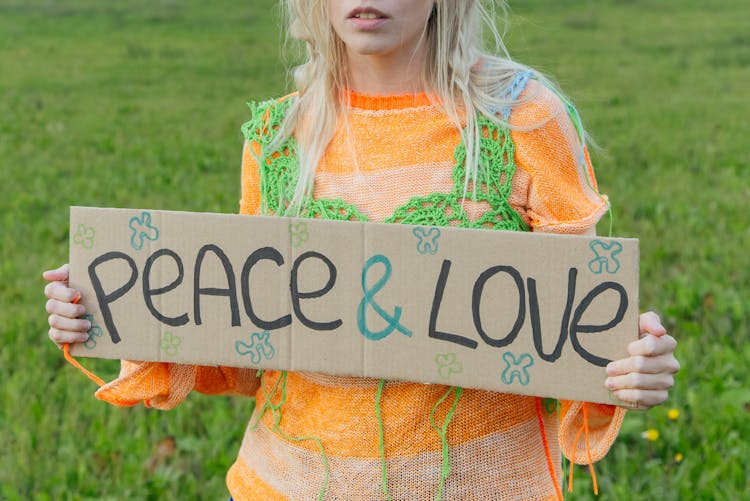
[95,142,263,410]
[508,80,624,459]
[559,400,626,463]
[94,362,260,410]
[510,80,609,234]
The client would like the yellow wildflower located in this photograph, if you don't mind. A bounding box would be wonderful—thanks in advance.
[667,408,680,420]
[674,453,683,462]
[641,429,659,441]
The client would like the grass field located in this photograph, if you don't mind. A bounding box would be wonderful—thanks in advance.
[1,0,748,499]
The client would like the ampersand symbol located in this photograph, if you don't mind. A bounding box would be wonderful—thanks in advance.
[435,353,463,379]
[82,314,103,350]
[235,330,276,364]
[357,254,412,340]
[412,227,441,255]
[500,352,535,386]
[129,211,160,251]
[161,332,182,356]
[73,224,95,249]
[289,222,309,248]
[588,240,622,275]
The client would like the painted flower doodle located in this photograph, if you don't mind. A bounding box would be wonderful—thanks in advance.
[289,221,309,248]
[588,239,623,275]
[129,211,160,251]
[435,353,463,379]
[412,226,441,255]
[73,224,96,249]
[161,332,182,356]
[500,351,535,386]
[82,314,103,350]
[235,331,275,364]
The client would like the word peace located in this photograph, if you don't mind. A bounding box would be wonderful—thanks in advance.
[87,245,348,344]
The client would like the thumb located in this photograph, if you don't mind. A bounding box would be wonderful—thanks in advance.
[42,263,70,283]
[639,311,667,337]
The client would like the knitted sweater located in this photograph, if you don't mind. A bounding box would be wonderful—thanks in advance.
[95,78,625,500]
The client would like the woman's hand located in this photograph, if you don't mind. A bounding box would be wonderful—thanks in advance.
[43,264,91,348]
[604,311,680,408]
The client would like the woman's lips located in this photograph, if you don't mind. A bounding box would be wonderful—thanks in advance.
[348,7,388,30]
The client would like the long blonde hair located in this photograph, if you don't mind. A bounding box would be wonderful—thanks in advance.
[274,0,549,214]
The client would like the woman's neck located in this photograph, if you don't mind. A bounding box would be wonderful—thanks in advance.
[345,49,426,96]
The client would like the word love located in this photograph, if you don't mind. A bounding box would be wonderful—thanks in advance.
[428,261,627,367]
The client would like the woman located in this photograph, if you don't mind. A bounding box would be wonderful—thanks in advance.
[44,1,679,499]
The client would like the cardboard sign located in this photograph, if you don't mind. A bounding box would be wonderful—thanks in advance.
[68,206,639,406]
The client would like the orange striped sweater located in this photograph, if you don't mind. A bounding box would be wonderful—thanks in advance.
[94,78,625,500]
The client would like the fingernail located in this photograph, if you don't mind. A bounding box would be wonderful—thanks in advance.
[605,378,614,389]
[606,363,614,375]
[84,321,92,331]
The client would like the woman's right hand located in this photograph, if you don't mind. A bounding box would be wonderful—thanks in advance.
[43,264,91,348]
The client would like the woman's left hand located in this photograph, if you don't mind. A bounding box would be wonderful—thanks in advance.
[604,311,680,408]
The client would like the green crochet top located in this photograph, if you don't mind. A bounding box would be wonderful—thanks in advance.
[240,96,529,233]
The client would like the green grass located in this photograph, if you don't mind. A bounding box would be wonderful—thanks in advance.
[1,0,748,499]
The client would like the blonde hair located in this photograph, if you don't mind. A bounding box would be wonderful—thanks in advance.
[273,0,555,214]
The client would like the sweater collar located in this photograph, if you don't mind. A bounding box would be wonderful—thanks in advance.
[346,89,434,110]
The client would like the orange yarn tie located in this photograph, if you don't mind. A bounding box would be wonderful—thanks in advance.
[582,403,599,495]
[535,398,563,501]
[566,403,599,496]
[567,425,583,493]
[62,295,105,387]
[63,343,105,387]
